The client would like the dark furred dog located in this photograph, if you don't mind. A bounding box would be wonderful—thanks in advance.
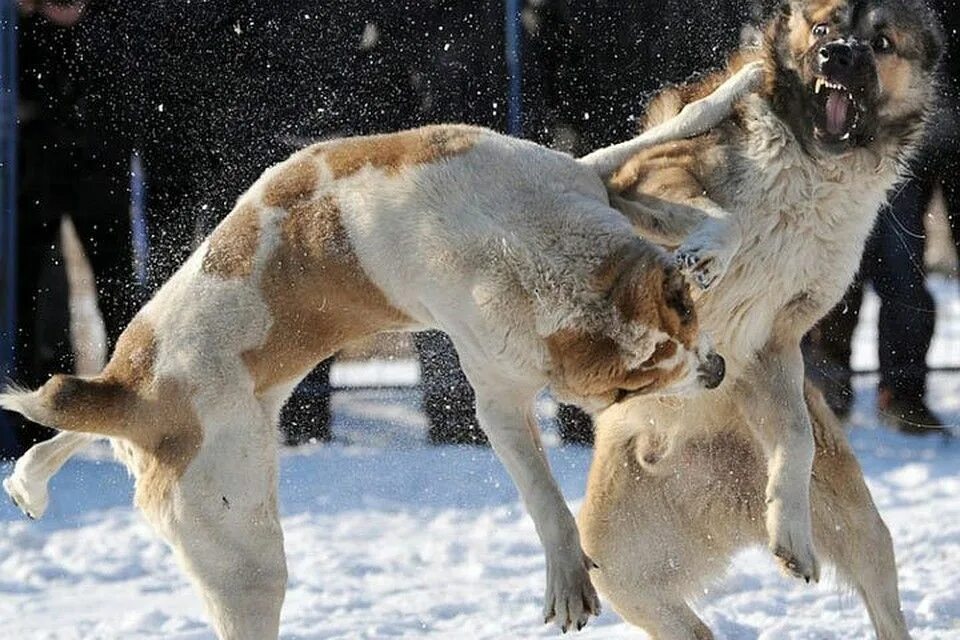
[580,1,943,638]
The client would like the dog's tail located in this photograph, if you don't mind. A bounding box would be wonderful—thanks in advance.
[0,375,136,438]
[577,61,764,180]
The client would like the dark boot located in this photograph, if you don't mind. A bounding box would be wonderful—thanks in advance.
[876,386,946,436]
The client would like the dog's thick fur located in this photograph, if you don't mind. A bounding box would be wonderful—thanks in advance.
[0,69,764,638]
[579,1,943,638]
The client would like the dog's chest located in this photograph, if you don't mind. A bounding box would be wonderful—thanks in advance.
[702,111,898,360]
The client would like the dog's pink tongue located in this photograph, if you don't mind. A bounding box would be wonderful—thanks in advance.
[826,90,850,136]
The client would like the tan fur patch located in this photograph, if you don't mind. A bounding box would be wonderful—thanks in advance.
[595,243,699,351]
[262,157,320,209]
[545,328,683,403]
[243,195,412,392]
[808,3,842,27]
[202,202,262,279]
[318,125,479,180]
[789,11,814,58]
[876,55,912,100]
[610,138,716,201]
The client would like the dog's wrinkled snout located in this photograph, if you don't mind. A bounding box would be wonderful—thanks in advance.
[819,41,853,67]
[698,352,725,389]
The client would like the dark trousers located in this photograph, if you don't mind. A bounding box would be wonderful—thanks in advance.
[7,122,136,451]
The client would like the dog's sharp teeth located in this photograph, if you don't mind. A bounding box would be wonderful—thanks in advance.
[841,132,851,140]
[815,78,825,94]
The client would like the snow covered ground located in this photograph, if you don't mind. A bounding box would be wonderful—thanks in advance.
[1,280,959,639]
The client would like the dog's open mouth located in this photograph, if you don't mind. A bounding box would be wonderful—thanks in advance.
[812,77,863,144]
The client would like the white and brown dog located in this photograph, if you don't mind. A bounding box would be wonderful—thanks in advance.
[0,66,762,637]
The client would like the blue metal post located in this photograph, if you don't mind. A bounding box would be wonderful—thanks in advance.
[504,0,523,136]
[0,0,18,454]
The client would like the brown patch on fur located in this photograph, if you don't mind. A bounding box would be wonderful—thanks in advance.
[318,125,479,180]
[545,328,684,404]
[876,54,913,101]
[262,157,320,209]
[788,10,815,59]
[610,139,712,198]
[242,195,412,392]
[806,0,846,29]
[202,202,262,279]
[595,241,699,351]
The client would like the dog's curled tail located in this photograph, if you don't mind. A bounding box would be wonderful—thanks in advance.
[0,375,135,437]
[578,61,765,180]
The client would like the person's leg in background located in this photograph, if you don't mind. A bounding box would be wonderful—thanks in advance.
[9,119,73,452]
[68,145,139,352]
[414,331,486,445]
[871,176,941,431]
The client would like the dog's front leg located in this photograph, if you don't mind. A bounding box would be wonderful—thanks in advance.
[736,340,821,584]
[471,379,600,632]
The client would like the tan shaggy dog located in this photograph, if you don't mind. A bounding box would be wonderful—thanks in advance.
[0,69,764,638]
[579,1,943,638]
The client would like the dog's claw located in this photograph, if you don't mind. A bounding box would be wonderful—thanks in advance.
[773,544,821,584]
[675,246,722,291]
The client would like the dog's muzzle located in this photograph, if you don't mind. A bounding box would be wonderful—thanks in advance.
[698,352,725,389]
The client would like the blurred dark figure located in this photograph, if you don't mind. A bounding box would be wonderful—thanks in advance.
[806,0,958,433]
[4,0,137,455]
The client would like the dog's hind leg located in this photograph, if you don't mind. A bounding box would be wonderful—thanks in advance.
[3,431,97,519]
[805,385,911,640]
[580,425,730,640]
[612,598,714,640]
[149,400,287,640]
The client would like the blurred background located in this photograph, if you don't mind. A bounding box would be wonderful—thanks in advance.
[0,0,957,459]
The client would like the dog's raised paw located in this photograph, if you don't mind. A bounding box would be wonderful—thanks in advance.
[675,245,724,291]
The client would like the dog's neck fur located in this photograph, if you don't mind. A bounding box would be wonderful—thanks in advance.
[699,86,913,375]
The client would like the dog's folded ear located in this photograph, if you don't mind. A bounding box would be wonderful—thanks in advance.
[662,266,696,326]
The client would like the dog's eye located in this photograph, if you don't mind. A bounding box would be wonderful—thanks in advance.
[811,23,830,37]
[872,35,894,53]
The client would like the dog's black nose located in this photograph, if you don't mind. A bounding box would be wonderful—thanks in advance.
[819,42,853,67]
[699,353,725,390]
